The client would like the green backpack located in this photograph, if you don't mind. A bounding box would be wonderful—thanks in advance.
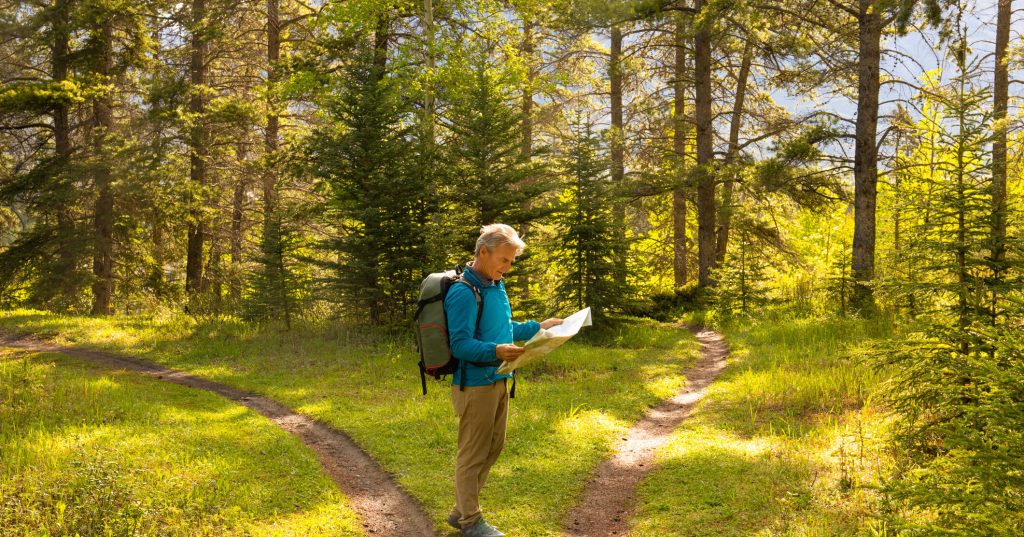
[413,265,501,395]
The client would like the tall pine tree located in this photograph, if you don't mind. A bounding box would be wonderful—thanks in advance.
[308,47,430,324]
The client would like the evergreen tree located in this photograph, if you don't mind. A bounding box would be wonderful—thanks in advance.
[0,0,149,313]
[876,21,1024,532]
[307,48,429,325]
[443,49,553,314]
[552,114,628,320]
[443,54,548,240]
[710,224,770,319]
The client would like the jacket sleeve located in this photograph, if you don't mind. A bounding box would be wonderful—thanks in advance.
[445,283,498,362]
[512,319,541,342]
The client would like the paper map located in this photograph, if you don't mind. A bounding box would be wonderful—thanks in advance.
[496,307,592,374]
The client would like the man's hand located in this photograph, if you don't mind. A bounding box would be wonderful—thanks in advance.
[496,343,525,361]
[540,318,563,330]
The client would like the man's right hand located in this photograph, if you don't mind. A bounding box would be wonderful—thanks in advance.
[496,344,525,361]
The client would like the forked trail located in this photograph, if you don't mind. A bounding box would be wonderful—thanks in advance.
[0,334,437,537]
[563,326,729,537]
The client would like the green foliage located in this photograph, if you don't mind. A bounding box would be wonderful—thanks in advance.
[307,48,431,324]
[244,214,299,325]
[710,227,770,320]
[872,33,1024,534]
[443,49,553,255]
[552,114,629,320]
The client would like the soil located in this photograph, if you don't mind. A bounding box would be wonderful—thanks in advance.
[562,325,729,537]
[0,334,437,537]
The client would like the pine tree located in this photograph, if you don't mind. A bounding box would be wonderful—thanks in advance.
[307,47,429,325]
[710,225,770,319]
[444,49,553,315]
[876,18,1024,532]
[552,114,628,321]
[444,53,550,247]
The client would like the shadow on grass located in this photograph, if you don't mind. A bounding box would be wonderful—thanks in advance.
[635,437,817,536]
[0,351,358,536]
[630,314,893,535]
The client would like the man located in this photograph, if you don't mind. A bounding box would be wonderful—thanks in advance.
[445,224,562,537]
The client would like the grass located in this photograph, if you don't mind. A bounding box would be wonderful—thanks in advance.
[631,313,895,536]
[0,347,361,536]
[0,309,701,536]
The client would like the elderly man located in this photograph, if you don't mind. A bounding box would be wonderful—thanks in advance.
[444,224,562,537]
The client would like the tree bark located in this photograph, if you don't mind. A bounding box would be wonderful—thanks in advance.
[850,0,881,312]
[694,1,716,288]
[90,20,115,315]
[990,0,1010,323]
[265,0,279,222]
[715,41,752,265]
[230,146,246,304]
[609,25,626,252]
[373,15,389,78]
[672,12,689,288]
[422,0,435,139]
[52,0,70,164]
[52,0,77,306]
[186,0,208,295]
[518,17,535,300]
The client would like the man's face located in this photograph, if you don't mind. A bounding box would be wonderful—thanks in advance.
[476,243,518,282]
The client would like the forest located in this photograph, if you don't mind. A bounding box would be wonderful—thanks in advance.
[1,0,1022,535]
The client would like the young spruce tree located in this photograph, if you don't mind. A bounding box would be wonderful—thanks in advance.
[444,50,552,315]
[552,114,628,321]
[877,24,1024,533]
[308,48,430,324]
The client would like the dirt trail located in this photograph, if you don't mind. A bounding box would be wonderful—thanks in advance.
[563,326,729,537]
[0,335,437,537]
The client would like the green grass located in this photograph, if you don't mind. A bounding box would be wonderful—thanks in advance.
[0,347,361,536]
[0,310,701,536]
[632,314,894,536]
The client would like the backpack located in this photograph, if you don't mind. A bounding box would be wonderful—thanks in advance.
[413,265,505,395]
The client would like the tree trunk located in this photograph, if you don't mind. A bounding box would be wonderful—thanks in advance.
[52,0,77,306]
[672,12,688,288]
[230,149,245,304]
[694,2,716,288]
[52,0,70,165]
[265,0,279,223]
[990,0,1010,323]
[519,17,535,300]
[422,0,435,139]
[715,41,752,265]
[90,20,115,315]
[850,0,881,312]
[609,25,626,253]
[186,0,208,295]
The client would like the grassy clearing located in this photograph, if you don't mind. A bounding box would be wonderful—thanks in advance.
[0,310,701,536]
[0,347,360,536]
[632,314,894,536]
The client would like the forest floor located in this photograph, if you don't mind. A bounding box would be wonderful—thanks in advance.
[0,310,893,536]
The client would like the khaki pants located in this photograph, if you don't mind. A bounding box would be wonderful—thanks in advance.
[451,379,508,528]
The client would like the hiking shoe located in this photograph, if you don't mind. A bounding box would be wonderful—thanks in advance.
[460,518,505,537]
[446,509,461,530]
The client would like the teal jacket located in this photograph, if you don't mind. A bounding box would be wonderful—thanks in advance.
[445,264,540,387]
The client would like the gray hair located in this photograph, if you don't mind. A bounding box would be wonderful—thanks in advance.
[475,223,526,256]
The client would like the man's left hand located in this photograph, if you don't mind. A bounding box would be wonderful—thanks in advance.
[540,318,563,330]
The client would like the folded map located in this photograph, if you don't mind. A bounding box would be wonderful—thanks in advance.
[497,307,592,374]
